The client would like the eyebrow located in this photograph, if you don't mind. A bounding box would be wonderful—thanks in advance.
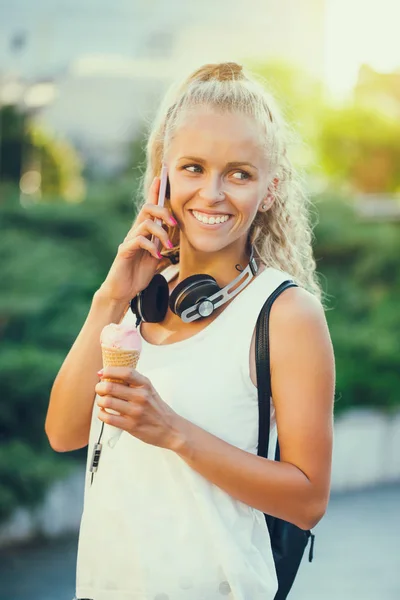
[179,156,258,171]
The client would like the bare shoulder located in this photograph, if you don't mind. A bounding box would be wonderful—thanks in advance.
[270,285,327,333]
[249,286,332,386]
[269,285,333,371]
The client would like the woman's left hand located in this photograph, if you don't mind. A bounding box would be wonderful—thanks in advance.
[95,367,186,451]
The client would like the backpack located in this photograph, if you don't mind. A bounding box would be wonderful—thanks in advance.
[255,280,316,600]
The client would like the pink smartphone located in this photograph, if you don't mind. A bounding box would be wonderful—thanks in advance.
[152,164,168,252]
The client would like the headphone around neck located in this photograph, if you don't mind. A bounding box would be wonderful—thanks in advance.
[130,247,259,325]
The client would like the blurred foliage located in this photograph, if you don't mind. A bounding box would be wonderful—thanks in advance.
[251,59,324,132]
[124,126,148,180]
[252,60,400,193]
[314,194,400,412]
[250,60,325,171]
[0,178,399,524]
[29,125,86,201]
[0,105,27,181]
[354,64,400,115]
[0,104,85,201]
[317,105,400,193]
[0,179,140,524]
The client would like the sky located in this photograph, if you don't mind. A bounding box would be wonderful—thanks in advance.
[324,0,400,97]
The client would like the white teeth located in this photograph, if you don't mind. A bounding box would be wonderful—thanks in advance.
[192,210,230,225]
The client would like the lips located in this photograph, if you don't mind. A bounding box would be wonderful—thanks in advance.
[189,209,232,216]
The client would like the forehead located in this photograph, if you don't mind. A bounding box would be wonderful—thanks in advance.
[167,107,266,165]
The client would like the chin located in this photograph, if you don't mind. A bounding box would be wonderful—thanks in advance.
[189,238,228,254]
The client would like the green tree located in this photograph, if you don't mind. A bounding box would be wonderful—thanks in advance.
[0,104,27,181]
[250,59,325,171]
[250,59,400,193]
[29,125,85,201]
[314,194,400,412]
[316,104,400,193]
[0,181,139,523]
[0,104,85,201]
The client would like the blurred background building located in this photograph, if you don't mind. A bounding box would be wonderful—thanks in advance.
[1,0,326,172]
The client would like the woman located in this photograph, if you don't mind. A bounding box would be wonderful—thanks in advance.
[45,62,335,600]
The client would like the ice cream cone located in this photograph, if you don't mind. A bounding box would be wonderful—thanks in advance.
[99,322,142,448]
[101,346,140,383]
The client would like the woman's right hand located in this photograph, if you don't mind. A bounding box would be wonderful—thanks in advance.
[98,176,177,304]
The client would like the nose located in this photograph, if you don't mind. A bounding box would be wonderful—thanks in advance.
[198,175,225,203]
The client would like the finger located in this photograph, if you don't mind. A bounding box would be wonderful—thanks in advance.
[140,204,176,253]
[136,174,161,223]
[95,380,147,403]
[98,409,130,429]
[118,235,162,260]
[126,177,159,233]
[101,367,150,388]
[136,219,173,251]
[149,175,161,205]
[97,394,142,415]
[137,203,177,228]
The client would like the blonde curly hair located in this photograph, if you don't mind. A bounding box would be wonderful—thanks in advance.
[139,61,322,299]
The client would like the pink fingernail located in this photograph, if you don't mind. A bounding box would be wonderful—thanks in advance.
[169,217,178,225]
[166,240,174,249]
[97,369,104,376]
[157,251,163,259]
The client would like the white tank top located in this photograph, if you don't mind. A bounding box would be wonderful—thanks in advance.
[75,266,293,600]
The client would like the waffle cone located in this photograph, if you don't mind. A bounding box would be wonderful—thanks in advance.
[101,346,140,384]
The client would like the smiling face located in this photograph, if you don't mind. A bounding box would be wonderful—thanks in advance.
[165,107,271,257]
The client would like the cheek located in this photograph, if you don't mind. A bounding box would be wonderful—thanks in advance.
[169,174,195,208]
[232,189,262,220]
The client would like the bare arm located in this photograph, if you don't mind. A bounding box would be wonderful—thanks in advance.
[174,287,335,530]
[45,291,129,452]
[45,176,178,453]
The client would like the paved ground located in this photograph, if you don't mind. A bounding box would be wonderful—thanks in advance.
[0,484,399,600]
[293,484,400,599]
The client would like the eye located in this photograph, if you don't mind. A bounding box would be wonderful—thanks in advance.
[232,170,251,181]
[182,164,203,173]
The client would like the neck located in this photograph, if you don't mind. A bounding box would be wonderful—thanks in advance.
[175,237,252,288]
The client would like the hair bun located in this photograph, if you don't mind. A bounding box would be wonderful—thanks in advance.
[189,62,245,83]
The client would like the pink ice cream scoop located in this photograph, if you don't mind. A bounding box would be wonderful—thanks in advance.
[100,322,142,352]
[100,322,142,384]
[99,322,142,448]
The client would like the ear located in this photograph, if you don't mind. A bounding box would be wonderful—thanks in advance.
[271,176,279,190]
[259,176,279,212]
[268,176,279,198]
[258,199,272,213]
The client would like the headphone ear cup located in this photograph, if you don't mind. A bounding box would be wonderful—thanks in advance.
[130,274,169,323]
[169,274,220,317]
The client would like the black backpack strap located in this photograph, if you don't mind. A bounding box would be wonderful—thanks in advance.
[255,280,316,589]
[255,280,298,461]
